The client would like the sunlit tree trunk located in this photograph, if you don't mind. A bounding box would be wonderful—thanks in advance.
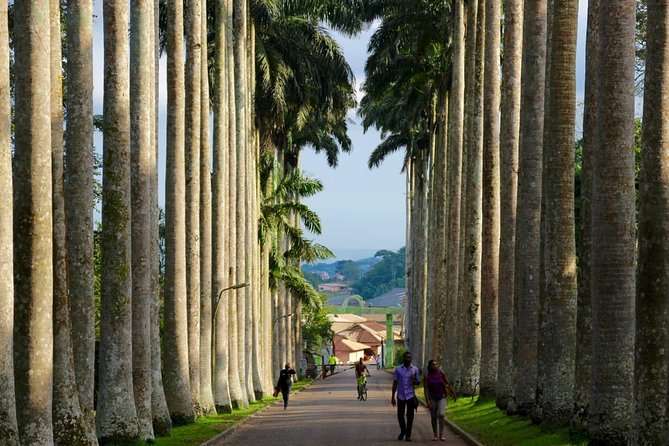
[509,0,547,416]
[460,0,484,396]
[480,0,500,398]
[496,0,522,411]
[539,0,578,425]
[199,0,216,416]
[13,2,53,442]
[65,0,96,429]
[589,2,636,444]
[164,0,196,425]
[0,2,17,443]
[130,0,157,440]
[445,0,465,382]
[185,0,203,412]
[213,0,233,414]
[573,0,597,429]
[52,1,98,443]
[233,0,251,407]
[150,0,172,435]
[97,0,140,440]
[227,0,245,408]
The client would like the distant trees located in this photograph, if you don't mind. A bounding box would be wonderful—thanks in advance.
[351,249,406,299]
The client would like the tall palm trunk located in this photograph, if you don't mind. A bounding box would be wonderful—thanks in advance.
[227,0,245,408]
[635,2,669,443]
[424,99,437,363]
[460,0,485,396]
[445,0,465,382]
[164,0,196,425]
[480,0,501,398]
[13,2,53,442]
[65,0,96,427]
[185,0,202,412]
[509,0,547,416]
[199,0,216,416]
[130,0,156,439]
[429,88,449,365]
[0,2,17,443]
[233,0,251,407]
[573,0,597,428]
[150,0,172,435]
[496,0,523,410]
[97,0,140,440]
[589,2,636,444]
[539,0,577,425]
[213,0,233,414]
[243,12,257,400]
[52,1,97,443]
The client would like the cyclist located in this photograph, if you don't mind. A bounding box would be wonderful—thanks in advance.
[355,358,370,400]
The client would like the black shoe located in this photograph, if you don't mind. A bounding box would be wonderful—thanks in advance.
[397,433,405,441]
[405,437,412,442]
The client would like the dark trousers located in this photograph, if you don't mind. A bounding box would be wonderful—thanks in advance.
[397,398,415,438]
[281,387,290,408]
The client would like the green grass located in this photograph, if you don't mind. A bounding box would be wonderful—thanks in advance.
[445,397,589,446]
[150,379,312,446]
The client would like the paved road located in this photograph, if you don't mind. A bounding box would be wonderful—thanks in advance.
[215,367,468,446]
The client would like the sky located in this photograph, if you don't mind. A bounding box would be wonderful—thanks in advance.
[91,1,592,261]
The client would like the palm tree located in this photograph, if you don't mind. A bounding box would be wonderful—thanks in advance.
[199,0,217,416]
[634,1,669,444]
[52,1,98,444]
[460,0,485,396]
[13,2,53,442]
[480,0,501,398]
[445,0,465,383]
[130,0,156,439]
[589,1,636,444]
[509,0,547,416]
[150,0,173,435]
[496,0,522,410]
[65,0,96,428]
[185,0,203,412]
[226,0,246,411]
[539,0,577,425]
[164,0,196,425]
[213,0,233,414]
[0,1,18,443]
[97,0,140,439]
[573,0,597,428]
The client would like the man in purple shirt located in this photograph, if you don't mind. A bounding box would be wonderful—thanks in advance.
[391,351,420,441]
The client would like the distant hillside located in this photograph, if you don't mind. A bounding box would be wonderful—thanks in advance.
[302,256,381,281]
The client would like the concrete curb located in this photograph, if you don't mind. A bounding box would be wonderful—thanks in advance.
[200,381,314,446]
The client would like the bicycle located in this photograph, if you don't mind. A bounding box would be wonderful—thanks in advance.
[357,375,368,401]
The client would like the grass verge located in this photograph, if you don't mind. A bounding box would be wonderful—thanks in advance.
[445,397,589,446]
[152,379,312,446]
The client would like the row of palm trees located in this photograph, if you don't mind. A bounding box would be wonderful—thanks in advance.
[0,0,355,444]
[367,0,668,444]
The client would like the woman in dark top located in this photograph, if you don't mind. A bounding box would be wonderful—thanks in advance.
[276,363,297,409]
[424,360,455,441]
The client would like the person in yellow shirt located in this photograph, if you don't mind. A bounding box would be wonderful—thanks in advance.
[328,354,337,376]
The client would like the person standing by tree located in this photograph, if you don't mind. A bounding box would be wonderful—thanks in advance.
[391,352,420,442]
[424,360,457,442]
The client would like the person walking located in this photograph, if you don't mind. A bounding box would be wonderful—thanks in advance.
[391,351,421,441]
[424,360,456,441]
[328,354,337,376]
[275,363,297,410]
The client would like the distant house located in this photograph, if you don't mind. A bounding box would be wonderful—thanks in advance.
[333,334,371,364]
[318,283,350,294]
[318,271,330,281]
[334,272,345,282]
[366,288,407,308]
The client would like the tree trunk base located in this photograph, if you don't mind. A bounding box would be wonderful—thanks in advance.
[216,404,233,414]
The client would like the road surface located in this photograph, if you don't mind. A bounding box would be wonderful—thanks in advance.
[214,366,469,445]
